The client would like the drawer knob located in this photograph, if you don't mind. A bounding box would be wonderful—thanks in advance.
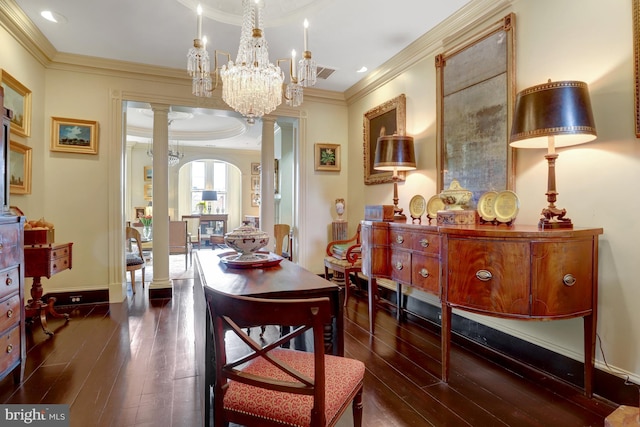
[6,309,13,318]
[0,243,3,250]
[476,270,493,281]
[419,268,430,278]
[563,274,576,287]
[53,264,57,269]
[419,239,429,248]
[6,344,13,354]
[394,262,404,271]
[5,277,12,286]
[396,235,404,244]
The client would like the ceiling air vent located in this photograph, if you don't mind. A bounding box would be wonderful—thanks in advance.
[316,66,336,80]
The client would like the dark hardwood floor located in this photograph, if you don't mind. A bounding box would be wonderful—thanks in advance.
[1,258,617,427]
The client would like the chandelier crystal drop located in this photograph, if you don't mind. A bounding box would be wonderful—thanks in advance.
[146,141,184,167]
[220,0,283,122]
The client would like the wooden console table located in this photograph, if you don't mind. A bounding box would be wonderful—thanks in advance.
[24,242,73,335]
[182,214,228,246]
[361,221,602,397]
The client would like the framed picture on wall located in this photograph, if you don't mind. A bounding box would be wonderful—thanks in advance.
[314,143,341,171]
[9,140,31,194]
[251,176,260,191]
[363,94,406,184]
[435,13,515,205]
[144,165,152,182]
[134,206,145,219]
[50,117,99,154]
[251,162,260,175]
[0,69,32,137]
[144,184,152,201]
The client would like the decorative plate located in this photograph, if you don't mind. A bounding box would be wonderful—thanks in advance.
[426,195,446,219]
[409,195,426,219]
[220,252,284,269]
[493,190,520,223]
[477,191,498,222]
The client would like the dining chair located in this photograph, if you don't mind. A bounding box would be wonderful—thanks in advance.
[169,220,192,269]
[206,289,364,427]
[125,226,146,294]
[274,223,292,260]
[324,224,363,306]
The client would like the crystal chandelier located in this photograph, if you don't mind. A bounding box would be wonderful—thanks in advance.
[187,1,318,123]
[146,140,184,167]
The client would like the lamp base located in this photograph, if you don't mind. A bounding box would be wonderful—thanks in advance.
[539,217,573,229]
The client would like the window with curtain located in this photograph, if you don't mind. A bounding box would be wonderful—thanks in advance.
[191,160,228,213]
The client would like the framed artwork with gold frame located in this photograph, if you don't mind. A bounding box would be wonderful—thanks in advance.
[435,13,516,206]
[0,69,32,137]
[9,140,31,194]
[314,143,341,171]
[363,94,406,185]
[144,184,152,201]
[51,117,99,154]
[144,165,152,182]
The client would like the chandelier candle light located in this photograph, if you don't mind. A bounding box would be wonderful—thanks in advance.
[187,1,318,122]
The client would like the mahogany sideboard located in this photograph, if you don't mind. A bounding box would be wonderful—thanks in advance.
[361,220,603,397]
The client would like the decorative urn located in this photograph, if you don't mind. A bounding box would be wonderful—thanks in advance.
[224,222,270,260]
[439,179,472,210]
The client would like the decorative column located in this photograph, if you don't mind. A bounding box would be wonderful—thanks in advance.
[149,103,172,296]
[261,116,276,243]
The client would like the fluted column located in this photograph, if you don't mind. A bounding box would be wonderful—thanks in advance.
[261,116,276,244]
[150,103,172,295]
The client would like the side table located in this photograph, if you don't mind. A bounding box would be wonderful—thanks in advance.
[24,242,73,335]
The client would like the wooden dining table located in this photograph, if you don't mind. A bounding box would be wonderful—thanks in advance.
[193,249,344,427]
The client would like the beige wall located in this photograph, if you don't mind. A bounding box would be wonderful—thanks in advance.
[347,0,640,382]
[1,0,638,385]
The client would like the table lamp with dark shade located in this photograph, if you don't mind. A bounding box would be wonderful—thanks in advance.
[374,134,416,221]
[510,80,597,229]
[202,190,218,214]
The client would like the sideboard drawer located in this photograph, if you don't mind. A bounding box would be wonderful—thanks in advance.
[0,294,20,333]
[390,229,411,249]
[412,253,440,295]
[390,250,412,284]
[411,231,440,254]
[0,223,21,270]
[0,267,19,301]
[0,325,20,375]
[446,238,530,316]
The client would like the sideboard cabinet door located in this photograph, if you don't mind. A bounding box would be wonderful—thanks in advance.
[531,239,594,317]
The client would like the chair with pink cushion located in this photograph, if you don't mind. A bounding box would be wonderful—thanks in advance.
[206,288,365,427]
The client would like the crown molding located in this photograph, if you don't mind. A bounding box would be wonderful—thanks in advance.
[0,0,57,66]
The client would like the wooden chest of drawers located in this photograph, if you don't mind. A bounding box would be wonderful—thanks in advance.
[0,215,25,384]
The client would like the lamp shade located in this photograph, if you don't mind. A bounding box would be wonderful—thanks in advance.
[374,135,417,171]
[202,190,218,201]
[510,80,597,149]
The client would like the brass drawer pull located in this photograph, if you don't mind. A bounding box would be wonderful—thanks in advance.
[420,239,429,248]
[563,274,576,287]
[394,262,404,270]
[6,309,13,318]
[476,270,492,281]
[6,344,13,354]
[396,235,404,244]
[5,277,12,286]
[419,268,429,278]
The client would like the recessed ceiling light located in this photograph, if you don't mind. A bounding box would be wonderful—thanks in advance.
[356,66,368,73]
[40,10,67,24]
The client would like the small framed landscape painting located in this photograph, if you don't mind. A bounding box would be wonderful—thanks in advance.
[51,117,99,154]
